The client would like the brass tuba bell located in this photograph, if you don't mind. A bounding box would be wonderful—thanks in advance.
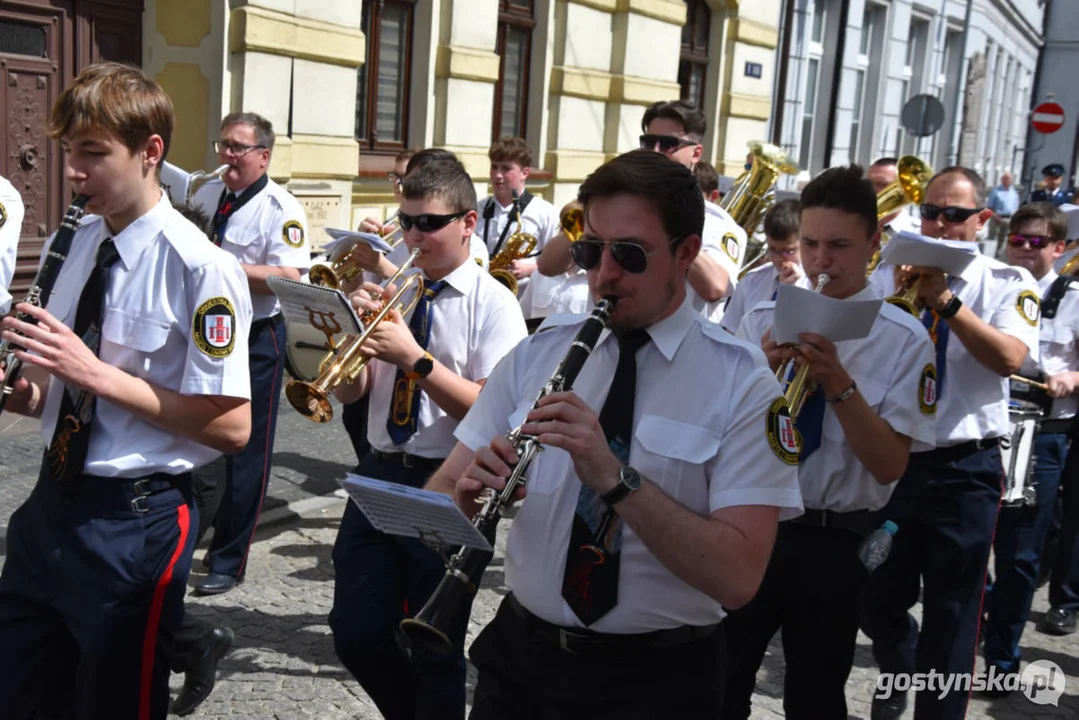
[726,141,799,279]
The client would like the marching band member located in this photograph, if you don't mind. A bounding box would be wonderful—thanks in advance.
[329,157,527,719]
[864,167,1040,720]
[1031,163,1074,207]
[188,112,309,596]
[867,157,921,237]
[427,150,802,716]
[0,62,252,720]
[982,202,1079,685]
[695,160,722,204]
[723,166,936,719]
[720,199,808,333]
[0,174,24,315]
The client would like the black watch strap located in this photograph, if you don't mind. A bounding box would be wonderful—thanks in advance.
[938,293,963,319]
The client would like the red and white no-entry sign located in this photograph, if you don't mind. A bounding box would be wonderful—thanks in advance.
[1032,102,1066,134]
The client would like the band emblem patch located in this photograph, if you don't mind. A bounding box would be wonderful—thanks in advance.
[0,200,6,230]
[1016,290,1040,327]
[722,232,740,262]
[919,363,937,415]
[193,297,237,358]
[766,397,801,465]
[283,220,306,248]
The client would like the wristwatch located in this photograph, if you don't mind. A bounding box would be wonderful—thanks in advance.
[405,351,435,381]
[602,466,642,506]
[937,293,963,320]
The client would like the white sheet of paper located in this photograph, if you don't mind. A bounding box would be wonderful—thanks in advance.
[880,231,979,276]
[266,275,363,336]
[323,228,394,257]
[340,474,493,551]
[772,284,882,345]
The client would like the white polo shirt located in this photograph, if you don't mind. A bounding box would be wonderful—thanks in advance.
[365,257,528,458]
[454,297,803,632]
[1020,271,1079,420]
[192,176,311,320]
[0,175,25,315]
[475,193,561,301]
[689,201,748,324]
[720,262,811,333]
[39,194,252,477]
[738,287,938,512]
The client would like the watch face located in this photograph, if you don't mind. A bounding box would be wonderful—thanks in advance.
[620,466,642,490]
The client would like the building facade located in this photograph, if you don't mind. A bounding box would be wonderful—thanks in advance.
[772,0,1043,189]
[1023,0,1078,194]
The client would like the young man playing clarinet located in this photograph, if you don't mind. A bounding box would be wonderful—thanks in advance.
[723,166,936,719]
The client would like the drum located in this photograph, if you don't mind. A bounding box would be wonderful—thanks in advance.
[1000,400,1043,507]
[285,320,333,382]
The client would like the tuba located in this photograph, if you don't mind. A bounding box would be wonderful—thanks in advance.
[560,201,584,242]
[726,141,799,279]
[867,156,933,275]
[400,299,616,652]
[774,273,830,418]
[489,190,538,295]
[285,249,424,423]
[185,164,231,206]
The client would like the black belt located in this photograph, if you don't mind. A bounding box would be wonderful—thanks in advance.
[60,471,188,513]
[912,437,1002,465]
[505,593,718,655]
[369,448,444,471]
[788,508,871,535]
[1040,418,1074,435]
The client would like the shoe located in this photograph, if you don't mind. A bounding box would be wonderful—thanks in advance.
[1039,606,1076,635]
[871,690,907,720]
[170,626,235,716]
[195,572,242,596]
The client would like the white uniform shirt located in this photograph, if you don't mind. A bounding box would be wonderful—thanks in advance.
[720,263,811,333]
[870,252,1040,447]
[0,175,25,315]
[192,176,311,319]
[519,267,591,318]
[691,201,747,322]
[39,194,252,478]
[454,298,803,632]
[366,257,527,458]
[475,193,560,303]
[1020,271,1079,420]
[737,287,938,511]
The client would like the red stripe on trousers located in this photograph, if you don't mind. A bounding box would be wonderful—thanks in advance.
[139,503,191,720]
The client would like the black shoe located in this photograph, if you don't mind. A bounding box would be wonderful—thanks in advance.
[871,690,907,720]
[1039,606,1076,635]
[195,572,242,596]
[170,627,234,716]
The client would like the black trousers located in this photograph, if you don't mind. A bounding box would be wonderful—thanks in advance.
[722,521,867,720]
[470,595,727,719]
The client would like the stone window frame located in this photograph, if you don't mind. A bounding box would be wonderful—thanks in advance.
[678,0,710,110]
[356,0,417,158]
[493,0,535,141]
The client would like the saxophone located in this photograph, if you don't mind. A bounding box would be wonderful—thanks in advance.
[399,298,616,651]
[489,189,538,295]
[0,195,88,415]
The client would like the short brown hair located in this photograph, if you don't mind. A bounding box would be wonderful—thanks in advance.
[49,62,174,166]
[694,161,719,196]
[488,136,532,168]
[395,147,421,164]
[763,199,802,240]
[641,100,707,142]
[221,111,275,152]
[927,166,987,207]
[1009,202,1068,241]
[401,157,477,214]
[801,165,877,238]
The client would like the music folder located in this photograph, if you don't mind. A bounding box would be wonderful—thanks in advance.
[772,284,882,346]
[265,275,364,336]
[323,228,394,257]
[879,231,979,276]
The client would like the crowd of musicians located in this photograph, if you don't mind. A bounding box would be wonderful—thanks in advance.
[0,62,1076,720]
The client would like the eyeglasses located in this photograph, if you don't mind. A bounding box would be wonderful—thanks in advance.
[387,171,404,186]
[638,134,698,154]
[570,238,679,274]
[767,246,799,258]
[213,141,266,156]
[920,204,984,223]
[398,211,466,233]
[1008,233,1058,249]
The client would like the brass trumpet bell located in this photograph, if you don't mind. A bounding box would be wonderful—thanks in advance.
[561,203,584,242]
[886,274,923,316]
[877,156,932,221]
[309,243,369,289]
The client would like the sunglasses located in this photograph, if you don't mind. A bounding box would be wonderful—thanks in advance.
[213,141,266,156]
[397,211,466,233]
[570,238,679,274]
[638,134,698,153]
[920,204,984,223]
[1008,233,1058,249]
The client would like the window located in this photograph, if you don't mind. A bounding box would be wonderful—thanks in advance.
[493,0,534,140]
[811,0,825,44]
[849,69,865,163]
[678,0,710,110]
[356,0,416,154]
[800,58,819,169]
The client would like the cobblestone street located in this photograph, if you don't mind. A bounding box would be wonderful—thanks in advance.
[1,403,1077,718]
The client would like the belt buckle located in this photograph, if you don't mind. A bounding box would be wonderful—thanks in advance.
[402,454,416,469]
[558,628,582,654]
[130,478,152,514]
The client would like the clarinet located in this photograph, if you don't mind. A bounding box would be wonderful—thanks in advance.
[399,298,616,651]
[0,195,88,415]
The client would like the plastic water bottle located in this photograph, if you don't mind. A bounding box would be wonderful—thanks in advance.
[858,520,898,573]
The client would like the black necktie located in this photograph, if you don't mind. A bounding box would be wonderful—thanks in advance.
[561,328,650,626]
[46,238,121,483]
[210,172,269,245]
[386,279,448,444]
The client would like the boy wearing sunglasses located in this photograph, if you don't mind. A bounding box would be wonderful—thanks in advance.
[424,148,800,718]
[863,167,1041,720]
[981,202,1079,680]
[724,166,935,720]
[329,157,527,719]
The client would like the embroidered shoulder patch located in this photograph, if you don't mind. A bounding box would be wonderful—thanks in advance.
[193,297,237,358]
[1016,289,1040,326]
[282,220,306,248]
[0,200,6,230]
[919,363,937,415]
[722,232,741,262]
[766,397,801,465]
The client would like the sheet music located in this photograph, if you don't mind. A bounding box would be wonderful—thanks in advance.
[880,231,979,276]
[340,474,493,551]
[772,284,882,345]
[266,275,364,336]
[323,228,394,257]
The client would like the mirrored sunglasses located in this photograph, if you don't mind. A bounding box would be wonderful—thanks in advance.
[570,238,679,274]
[1008,233,1058,250]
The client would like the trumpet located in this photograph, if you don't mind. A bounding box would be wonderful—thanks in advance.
[560,202,584,242]
[381,212,404,247]
[489,190,538,295]
[284,249,424,423]
[185,164,230,206]
[309,213,406,289]
[400,298,616,652]
[775,273,830,418]
[886,268,924,316]
[867,156,932,275]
